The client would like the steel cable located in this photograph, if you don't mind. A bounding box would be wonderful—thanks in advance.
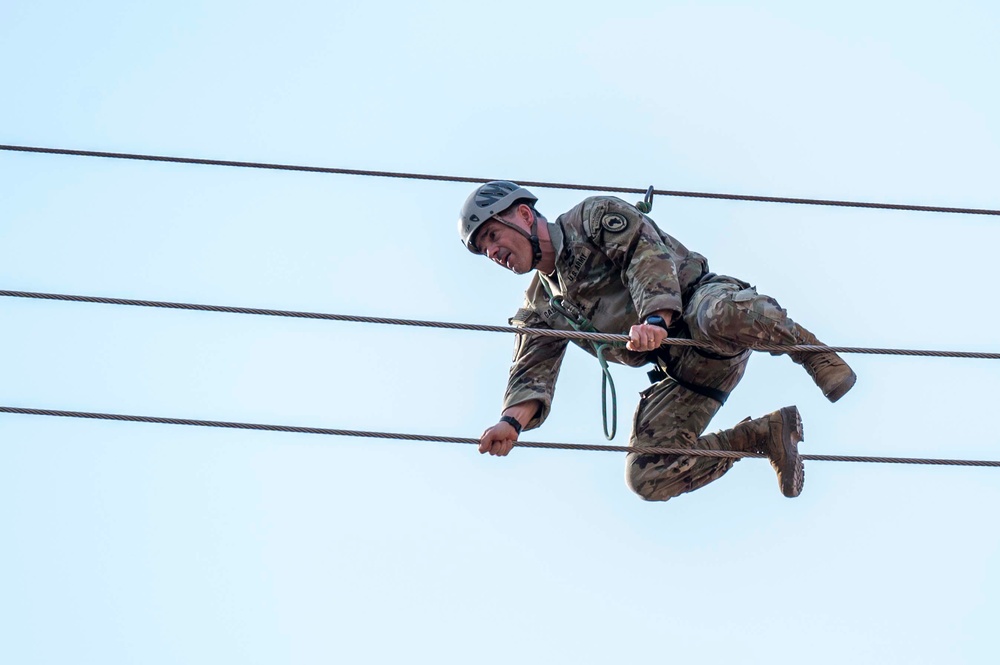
[2,143,998,216]
[5,147,998,469]
[2,289,999,360]
[1,406,997,467]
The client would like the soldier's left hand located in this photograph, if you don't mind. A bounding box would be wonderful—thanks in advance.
[627,323,668,352]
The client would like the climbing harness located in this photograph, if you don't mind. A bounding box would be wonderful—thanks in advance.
[648,347,737,405]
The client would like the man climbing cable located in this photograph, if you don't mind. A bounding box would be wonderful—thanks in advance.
[459,181,856,500]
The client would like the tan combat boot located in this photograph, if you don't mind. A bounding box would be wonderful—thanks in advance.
[702,406,805,497]
[789,323,857,402]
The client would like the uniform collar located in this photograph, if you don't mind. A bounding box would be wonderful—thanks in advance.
[547,220,565,259]
[538,221,566,293]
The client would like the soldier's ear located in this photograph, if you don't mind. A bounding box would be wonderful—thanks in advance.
[517,203,535,227]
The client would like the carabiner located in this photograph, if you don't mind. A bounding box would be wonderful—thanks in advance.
[636,185,655,214]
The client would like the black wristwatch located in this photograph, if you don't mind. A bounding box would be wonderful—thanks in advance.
[645,315,669,331]
[499,415,523,435]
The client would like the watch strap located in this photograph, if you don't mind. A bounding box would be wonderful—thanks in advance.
[499,415,523,435]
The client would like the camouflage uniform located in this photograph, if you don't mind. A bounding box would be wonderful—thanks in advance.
[503,196,807,501]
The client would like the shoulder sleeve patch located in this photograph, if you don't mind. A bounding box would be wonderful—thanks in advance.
[600,212,628,233]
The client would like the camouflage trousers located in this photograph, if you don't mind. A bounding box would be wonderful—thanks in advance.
[625,275,800,502]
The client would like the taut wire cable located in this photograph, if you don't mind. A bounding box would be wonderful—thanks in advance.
[2,289,998,360]
[2,143,998,217]
[1,406,997,467]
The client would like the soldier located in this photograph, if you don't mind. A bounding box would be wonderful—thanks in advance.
[459,181,856,500]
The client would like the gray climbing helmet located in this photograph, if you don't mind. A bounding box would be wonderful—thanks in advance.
[458,180,538,254]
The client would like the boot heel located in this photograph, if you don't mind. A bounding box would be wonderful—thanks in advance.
[771,406,804,498]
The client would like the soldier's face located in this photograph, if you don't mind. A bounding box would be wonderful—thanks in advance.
[475,220,533,274]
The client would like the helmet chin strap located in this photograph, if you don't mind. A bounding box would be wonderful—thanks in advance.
[496,213,543,271]
[526,218,543,270]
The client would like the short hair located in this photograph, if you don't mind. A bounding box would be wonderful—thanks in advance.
[498,198,543,221]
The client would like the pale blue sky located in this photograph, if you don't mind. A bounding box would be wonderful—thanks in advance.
[1,2,998,664]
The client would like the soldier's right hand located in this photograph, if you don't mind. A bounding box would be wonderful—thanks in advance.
[479,421,519,456]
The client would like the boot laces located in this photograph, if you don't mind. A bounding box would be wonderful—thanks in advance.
[806,352,840,374]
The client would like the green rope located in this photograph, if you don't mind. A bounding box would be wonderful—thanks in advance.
[538,280,622,440]
[595,343,618,439]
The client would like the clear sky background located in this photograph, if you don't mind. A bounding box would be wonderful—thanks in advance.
[1,2,998,663]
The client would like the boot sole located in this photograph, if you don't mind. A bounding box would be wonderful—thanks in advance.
[824,370,858,403]
[772,406,804,498]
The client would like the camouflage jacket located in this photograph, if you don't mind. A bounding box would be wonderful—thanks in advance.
[503,196,709,429]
